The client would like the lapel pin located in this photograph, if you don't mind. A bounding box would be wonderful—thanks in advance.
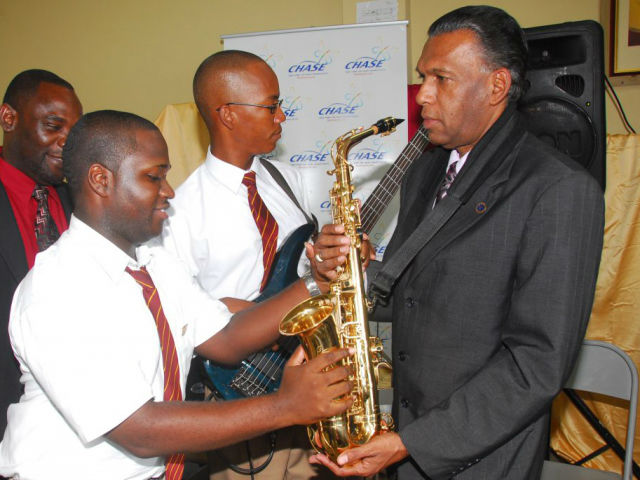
[475,202,487,214]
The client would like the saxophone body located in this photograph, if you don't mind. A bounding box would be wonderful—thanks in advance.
[279,117,402,462]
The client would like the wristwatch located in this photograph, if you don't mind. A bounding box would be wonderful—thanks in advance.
[302,270,322,297]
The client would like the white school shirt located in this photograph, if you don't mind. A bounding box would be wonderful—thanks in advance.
[159,150,312,300]
[0,216,231,480]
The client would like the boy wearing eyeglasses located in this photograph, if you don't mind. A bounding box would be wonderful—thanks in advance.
[156,50,329,480]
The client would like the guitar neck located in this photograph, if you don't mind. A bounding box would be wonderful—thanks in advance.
[360,125,430,233]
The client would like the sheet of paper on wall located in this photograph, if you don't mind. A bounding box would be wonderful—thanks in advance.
[356,0,398,24]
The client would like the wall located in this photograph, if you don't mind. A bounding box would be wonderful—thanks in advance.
[0,0,343,122]
[1,0,637,136]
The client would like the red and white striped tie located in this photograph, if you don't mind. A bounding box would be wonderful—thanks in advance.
[126,266,185,480]
[242,170,279,291]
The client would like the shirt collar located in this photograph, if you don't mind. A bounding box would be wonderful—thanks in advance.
[0,155,41,198]
[447,149,470,174]
[67,215,154,281]
[203,148,262,195]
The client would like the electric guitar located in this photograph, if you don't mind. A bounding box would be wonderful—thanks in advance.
[202,125,430,400]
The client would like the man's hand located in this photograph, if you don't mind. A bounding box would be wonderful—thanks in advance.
[306,223,376,285]
[276,346,354,425]
[309,431,409,477]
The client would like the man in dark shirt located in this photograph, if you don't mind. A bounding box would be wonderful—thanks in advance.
[0,69,82,436]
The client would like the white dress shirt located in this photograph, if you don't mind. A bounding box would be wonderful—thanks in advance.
[159,150,312,300]
[0,216,231,480]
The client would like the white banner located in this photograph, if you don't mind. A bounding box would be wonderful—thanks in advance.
[224,21,408,259]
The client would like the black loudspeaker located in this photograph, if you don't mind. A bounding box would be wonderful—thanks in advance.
[519,20,606,190]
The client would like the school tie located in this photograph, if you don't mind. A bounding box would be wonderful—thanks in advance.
[434,160,459,205]
[242,170,279,291]
[32,185,60,251]
[125,266,185,480]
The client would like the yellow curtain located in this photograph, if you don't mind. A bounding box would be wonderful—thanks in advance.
[551,133,640,474]
[154,102,209,189]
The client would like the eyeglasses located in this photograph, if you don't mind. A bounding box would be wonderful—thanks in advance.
[216,99,283,115]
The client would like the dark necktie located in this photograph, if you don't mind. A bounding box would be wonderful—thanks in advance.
[126,266,185,480]
[32,185,60,251]
[434,160,459,205]
[242,171,279,291]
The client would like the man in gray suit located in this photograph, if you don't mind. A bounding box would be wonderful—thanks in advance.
[309,5,604,479]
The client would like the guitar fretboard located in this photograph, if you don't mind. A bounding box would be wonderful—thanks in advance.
[360,125,430,233]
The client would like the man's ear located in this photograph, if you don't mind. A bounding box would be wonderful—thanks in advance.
[216,104,236,130]
[87,163,113,198]
[489,68,512,106]
[0,103,18,133]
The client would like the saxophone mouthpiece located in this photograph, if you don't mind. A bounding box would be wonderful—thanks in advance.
[374,117,404,135]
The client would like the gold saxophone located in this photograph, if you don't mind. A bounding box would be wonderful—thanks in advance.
[279,117,402,462]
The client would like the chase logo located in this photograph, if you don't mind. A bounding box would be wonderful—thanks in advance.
[288,50,332,76]
[345,46,390,73]
[282,96,303,120]
[318,93,363,119]
[289,140,332,165]
[348,140,387,165]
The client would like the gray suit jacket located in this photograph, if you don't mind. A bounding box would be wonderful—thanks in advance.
[372,106,604,479]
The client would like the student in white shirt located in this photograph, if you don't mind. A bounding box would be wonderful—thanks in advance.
[0,110,352,480]
[160,50,315,301]
[158,50,343,480]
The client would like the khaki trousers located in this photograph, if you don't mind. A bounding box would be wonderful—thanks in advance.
[207,425,335,480]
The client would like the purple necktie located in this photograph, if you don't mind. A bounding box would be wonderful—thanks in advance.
[435,161,459,205]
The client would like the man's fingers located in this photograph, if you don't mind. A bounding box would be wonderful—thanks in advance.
[285,345,306,366]
[308,453,362,477]
[317,245,350,260]
[326,383,354,406]
[310,347,353,372]
[320,223,345,235]
[315,225,349,250]
[304,242,316,262]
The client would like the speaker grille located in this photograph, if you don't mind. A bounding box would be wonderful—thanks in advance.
[521,20,605,190]
[555,74,585,97]
[520,98,596,169]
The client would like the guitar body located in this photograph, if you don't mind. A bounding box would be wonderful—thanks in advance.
[201,126,430,401]
[254,223,316,302]
[202,223,314,400]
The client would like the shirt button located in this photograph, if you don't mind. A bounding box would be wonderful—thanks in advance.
[405,297,415,308]
[398,351,408,361]
[400,398,410,408]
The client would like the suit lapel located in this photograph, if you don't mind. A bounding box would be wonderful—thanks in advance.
[397,149,448,238]
[405,106,528,283]
[0,182,28,283]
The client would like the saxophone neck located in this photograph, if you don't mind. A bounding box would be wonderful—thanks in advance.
[332,117,405,169]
